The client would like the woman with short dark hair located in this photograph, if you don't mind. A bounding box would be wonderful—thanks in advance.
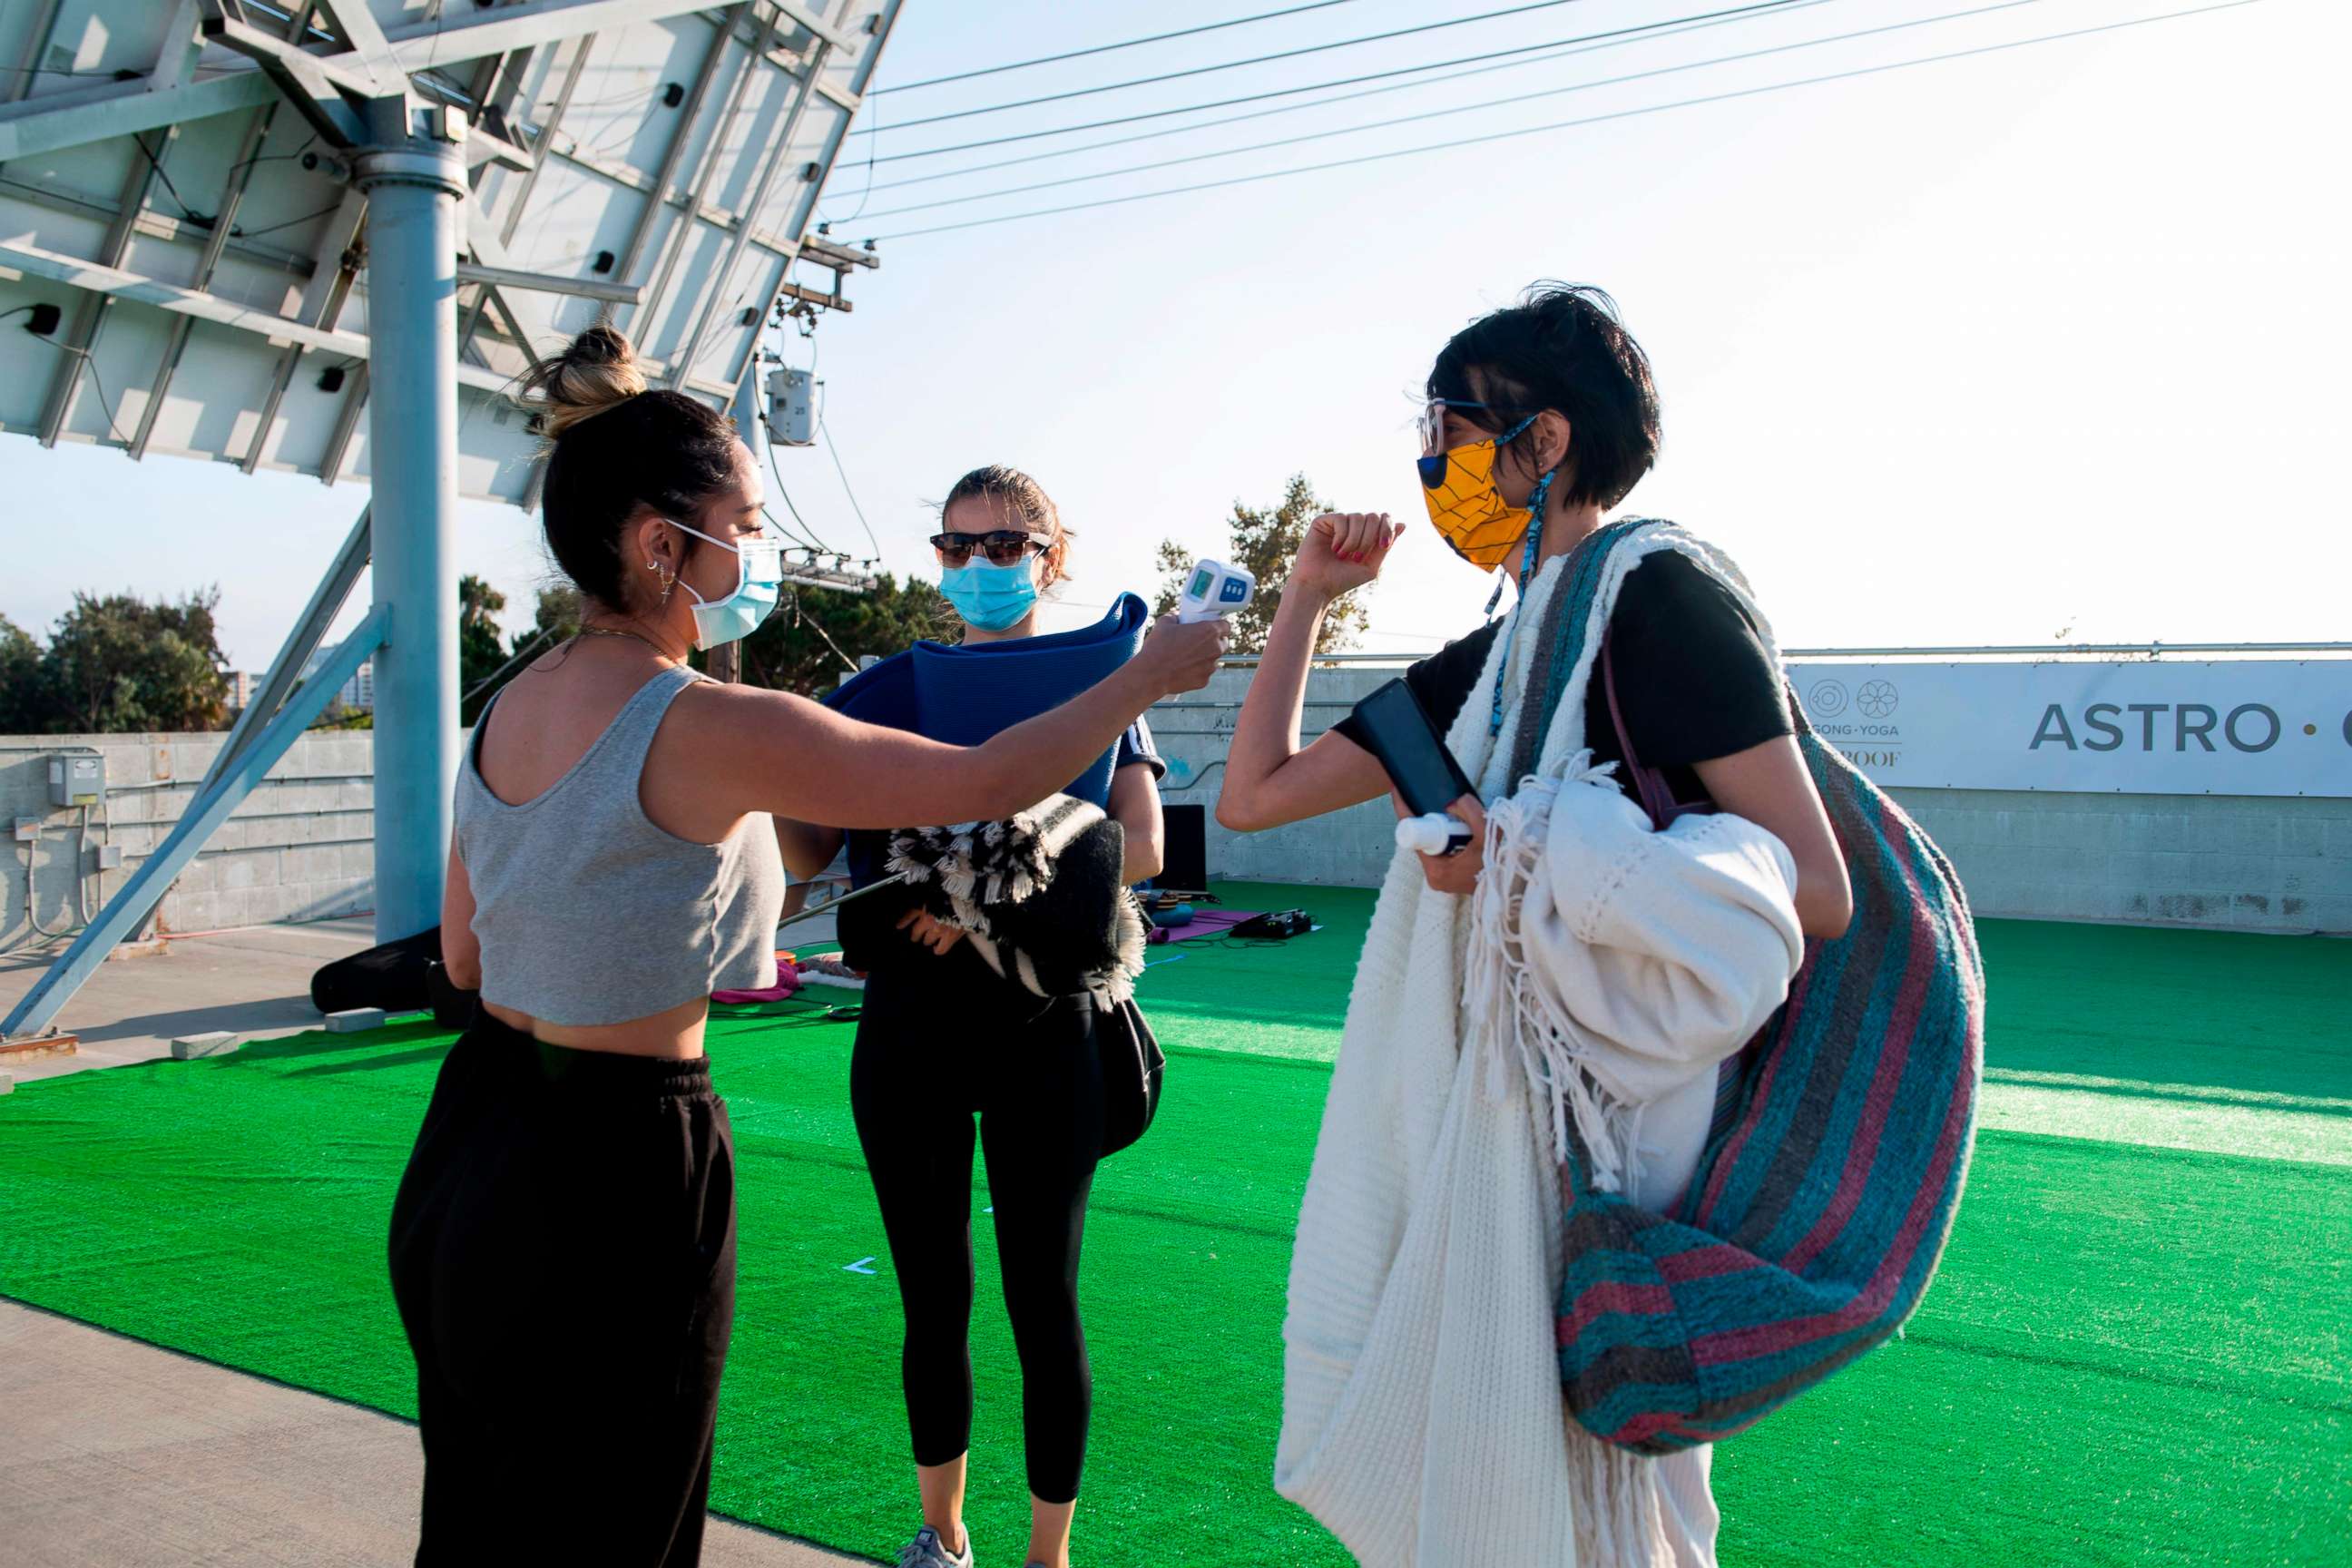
[1220,284,1849,1563]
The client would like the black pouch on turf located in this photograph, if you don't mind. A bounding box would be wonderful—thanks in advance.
[310,926,441,1014]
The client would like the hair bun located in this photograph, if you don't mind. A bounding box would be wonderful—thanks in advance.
[519,323,648,438]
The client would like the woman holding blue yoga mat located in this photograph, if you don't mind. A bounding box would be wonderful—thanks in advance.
[775,466,1169,1568]
[388,328,1226,1568]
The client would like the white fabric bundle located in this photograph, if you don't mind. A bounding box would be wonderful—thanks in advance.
[1469,767,1803,1195]
[1276,526,1804,1566]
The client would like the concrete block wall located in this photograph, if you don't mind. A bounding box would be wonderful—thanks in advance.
[1152,664,1402,890]
[8,683,2342,941]
[1889,789,2352,936]
[0,732,373,952]
[1146,668,2352,936]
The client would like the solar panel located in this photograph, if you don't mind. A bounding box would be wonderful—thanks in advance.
[0,1,902,1043]
[0,0,895,501]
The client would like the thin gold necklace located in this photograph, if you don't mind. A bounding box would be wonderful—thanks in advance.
[574,623,685,664]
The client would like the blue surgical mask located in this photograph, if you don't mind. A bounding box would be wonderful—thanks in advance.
[667,519,784,651]
[940,557,1038,632]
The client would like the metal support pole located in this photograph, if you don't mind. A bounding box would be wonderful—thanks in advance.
[354,104,466,943]
[124,502,374,942]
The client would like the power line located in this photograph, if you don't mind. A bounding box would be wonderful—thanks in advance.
[765,501,825,554]
[130,132,207,226]
[867,0,1806,166]
[818,416,883,560]
[787,588,865,671]
[864,0,1828,197]
[868,0,2264,241]
[0,64,140,80]
[819,74,883,227]
[852,0,1594,136]
[863,0,2009,224]
[876,0,1377,95]
[23,334,134,446]
[461,626,557,712]
[760,426,836,554]
[233,201,345,241]
[223,131,320,191]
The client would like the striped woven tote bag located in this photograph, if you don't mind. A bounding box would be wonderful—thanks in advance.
[1534,524,1986,1455]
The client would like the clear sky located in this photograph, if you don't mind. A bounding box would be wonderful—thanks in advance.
[4,0,2344,669]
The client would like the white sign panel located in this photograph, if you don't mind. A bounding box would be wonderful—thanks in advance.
[1785,662,2351,799]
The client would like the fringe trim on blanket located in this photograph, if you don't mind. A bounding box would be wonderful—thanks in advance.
[886,795,1099,935]
[890,795,1148,1004]
[1462,749,1673,1561]
[964,890,1147,1006]
[1578,1443,1679,1566]
[1462,752,1646,1195]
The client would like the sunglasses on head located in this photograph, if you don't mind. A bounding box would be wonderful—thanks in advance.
[928,528,1043,566]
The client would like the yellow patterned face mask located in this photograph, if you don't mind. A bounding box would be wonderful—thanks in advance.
[1417,408,1541,570]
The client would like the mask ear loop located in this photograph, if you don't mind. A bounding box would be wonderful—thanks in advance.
[1485,445,1559,739]
[661,516,752,611]
[1476,416,1546,616]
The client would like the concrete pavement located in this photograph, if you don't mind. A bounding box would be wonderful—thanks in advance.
[1,923,867,1565]
[0,1301,862,1567]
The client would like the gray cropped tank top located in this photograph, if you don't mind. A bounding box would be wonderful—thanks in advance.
[456,664,785,1026]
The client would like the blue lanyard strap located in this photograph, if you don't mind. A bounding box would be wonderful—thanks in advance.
[1486,470,1555,738]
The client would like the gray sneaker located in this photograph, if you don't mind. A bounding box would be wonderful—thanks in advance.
[896,1524,973,1568]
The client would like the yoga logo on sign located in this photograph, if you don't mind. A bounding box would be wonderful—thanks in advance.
[1798,675,1908,774]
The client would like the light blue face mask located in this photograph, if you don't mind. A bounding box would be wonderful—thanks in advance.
[667,518,785,651]
[939,557,1038,632]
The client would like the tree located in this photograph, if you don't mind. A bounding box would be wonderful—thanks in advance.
[521,585,584,651]
[37,590,230,733]
[446,573,953,704]
[0,613,46,733]
[458,574,509,703]
[455,585,579,722]
[1153,474,1371,655]
[740,573,956,697]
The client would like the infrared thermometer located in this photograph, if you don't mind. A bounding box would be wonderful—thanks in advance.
[1395,813,1474,858]
[1177,559,1256,623]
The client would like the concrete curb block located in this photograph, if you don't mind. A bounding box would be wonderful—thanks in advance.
[170,1031,242,1061]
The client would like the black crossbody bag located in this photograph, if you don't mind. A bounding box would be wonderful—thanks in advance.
[1094,993,1164,1158]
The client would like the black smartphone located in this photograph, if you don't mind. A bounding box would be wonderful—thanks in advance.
[1350,679,1476,818]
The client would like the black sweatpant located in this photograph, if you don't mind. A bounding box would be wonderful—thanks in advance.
[849,942,1105,1504]
[387,1014,737,1567]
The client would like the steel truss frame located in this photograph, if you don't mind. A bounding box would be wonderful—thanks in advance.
[0,0,897,1045]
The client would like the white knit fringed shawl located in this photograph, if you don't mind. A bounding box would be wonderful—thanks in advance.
[1276,524,1804,1567]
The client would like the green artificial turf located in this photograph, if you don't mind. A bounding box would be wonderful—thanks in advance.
[2,883,2346,1565]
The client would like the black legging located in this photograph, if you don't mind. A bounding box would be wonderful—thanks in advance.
[388,1014,736,1567]
[849,940,1105,1504]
